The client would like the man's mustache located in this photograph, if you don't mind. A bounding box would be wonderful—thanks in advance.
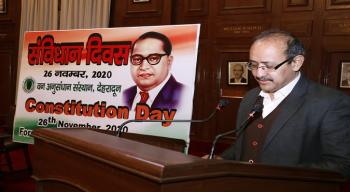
[256,76,273,81]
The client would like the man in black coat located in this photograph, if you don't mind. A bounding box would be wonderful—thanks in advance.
[219,29,350,179]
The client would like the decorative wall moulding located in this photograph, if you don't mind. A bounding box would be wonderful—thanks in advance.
[326,0,350,10]
[218,0,272,15]
[324,19,350,36]
[216,22,270,38]
[133,0,151,3]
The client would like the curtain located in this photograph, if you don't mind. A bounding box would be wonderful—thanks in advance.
[16,0,59,98]
[19,0,59,53]
[59,0,111,29]
[17,0,111,98]
[18,0,59,57]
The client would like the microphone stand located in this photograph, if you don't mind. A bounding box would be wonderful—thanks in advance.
[116,100,229,137]
[208,98,263,160]
[208,129,235,159]
[208,111,255,159]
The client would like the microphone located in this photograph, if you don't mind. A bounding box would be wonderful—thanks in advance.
[235,96,263,138]
[208,96,263,159]
[116,99,231,137]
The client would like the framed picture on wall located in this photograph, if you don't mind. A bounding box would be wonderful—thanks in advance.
[340,62,350,88]
[133,0,150,3]
[228,61,248,85]
[0,0,6,13]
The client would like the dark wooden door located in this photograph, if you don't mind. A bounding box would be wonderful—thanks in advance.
[0,0,21,127]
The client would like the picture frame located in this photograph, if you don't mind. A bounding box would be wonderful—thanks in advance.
[132,0,150,3]
[340,62,350,88]
[228,61,248,85]
[0,0,6,14]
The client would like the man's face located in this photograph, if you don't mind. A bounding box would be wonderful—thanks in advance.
[130,38,172,91]
[232,64,244,79]
[346,66,350,80]
[249,38,302,93]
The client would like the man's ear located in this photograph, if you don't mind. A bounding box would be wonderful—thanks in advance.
[168,55,173,67]
[291,55,304,71]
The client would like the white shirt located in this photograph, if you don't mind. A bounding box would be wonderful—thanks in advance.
[131,73,171,110]
[259,72,301,118]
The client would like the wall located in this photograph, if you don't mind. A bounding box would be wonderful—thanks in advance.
[2,0,350,154]
[0,0,21,126]
[109,0,350,155]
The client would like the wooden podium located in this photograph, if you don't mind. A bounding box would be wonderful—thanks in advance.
[31,128,345,192]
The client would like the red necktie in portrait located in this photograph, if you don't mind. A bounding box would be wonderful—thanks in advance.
[139,91,149,104]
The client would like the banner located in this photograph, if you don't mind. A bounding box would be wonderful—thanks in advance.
[14,24,200,148]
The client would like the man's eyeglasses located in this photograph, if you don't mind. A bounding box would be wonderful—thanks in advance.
[130,53,168,65]
[247,57,293,72]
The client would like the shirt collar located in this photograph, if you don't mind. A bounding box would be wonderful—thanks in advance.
[137,73,171,103]
[259,72,301,100]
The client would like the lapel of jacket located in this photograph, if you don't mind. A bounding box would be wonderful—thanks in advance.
[235,88,261,160]
[151,75,175,108]
[261,74,309,152]
[128,86,137,108]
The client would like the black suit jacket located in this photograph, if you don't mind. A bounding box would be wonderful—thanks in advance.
[230,77,247,84]
[221,74,350,178]
[123,75,185,109]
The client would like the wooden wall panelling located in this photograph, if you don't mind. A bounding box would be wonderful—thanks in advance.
[0,0,18,22]
[325,0,350,10]
[215,47,251,142]
[0,50,12,125]
[212,0,274,45]
[321,32,350,93]
[0,0,349,157]
[307,14,324,82]
[280,0,324,82]
[109,0,172,27]
[183,0,209,16]
[172,0,209,39]
[0,0,21,126]
[324,19,350,36]
[282,0,314,11]
[324,50,350,96]
[278,0,317,80]
[173,0,215,141]
[217,47,253,100]
[108,0,350,152]
[214,21,271,45]
[0,22,17,42]
[190,44,223,141]
[209,0,273,142]
[321,0,350,94]
[173,0,209,39]
[280,20,314,37]
[217,0,272,15]
[189,43,217,140]
[279,19,314,78]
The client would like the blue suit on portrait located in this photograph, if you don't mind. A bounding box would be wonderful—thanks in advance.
[122,75,185,109]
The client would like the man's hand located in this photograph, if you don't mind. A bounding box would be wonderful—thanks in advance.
[201,154,223,160]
